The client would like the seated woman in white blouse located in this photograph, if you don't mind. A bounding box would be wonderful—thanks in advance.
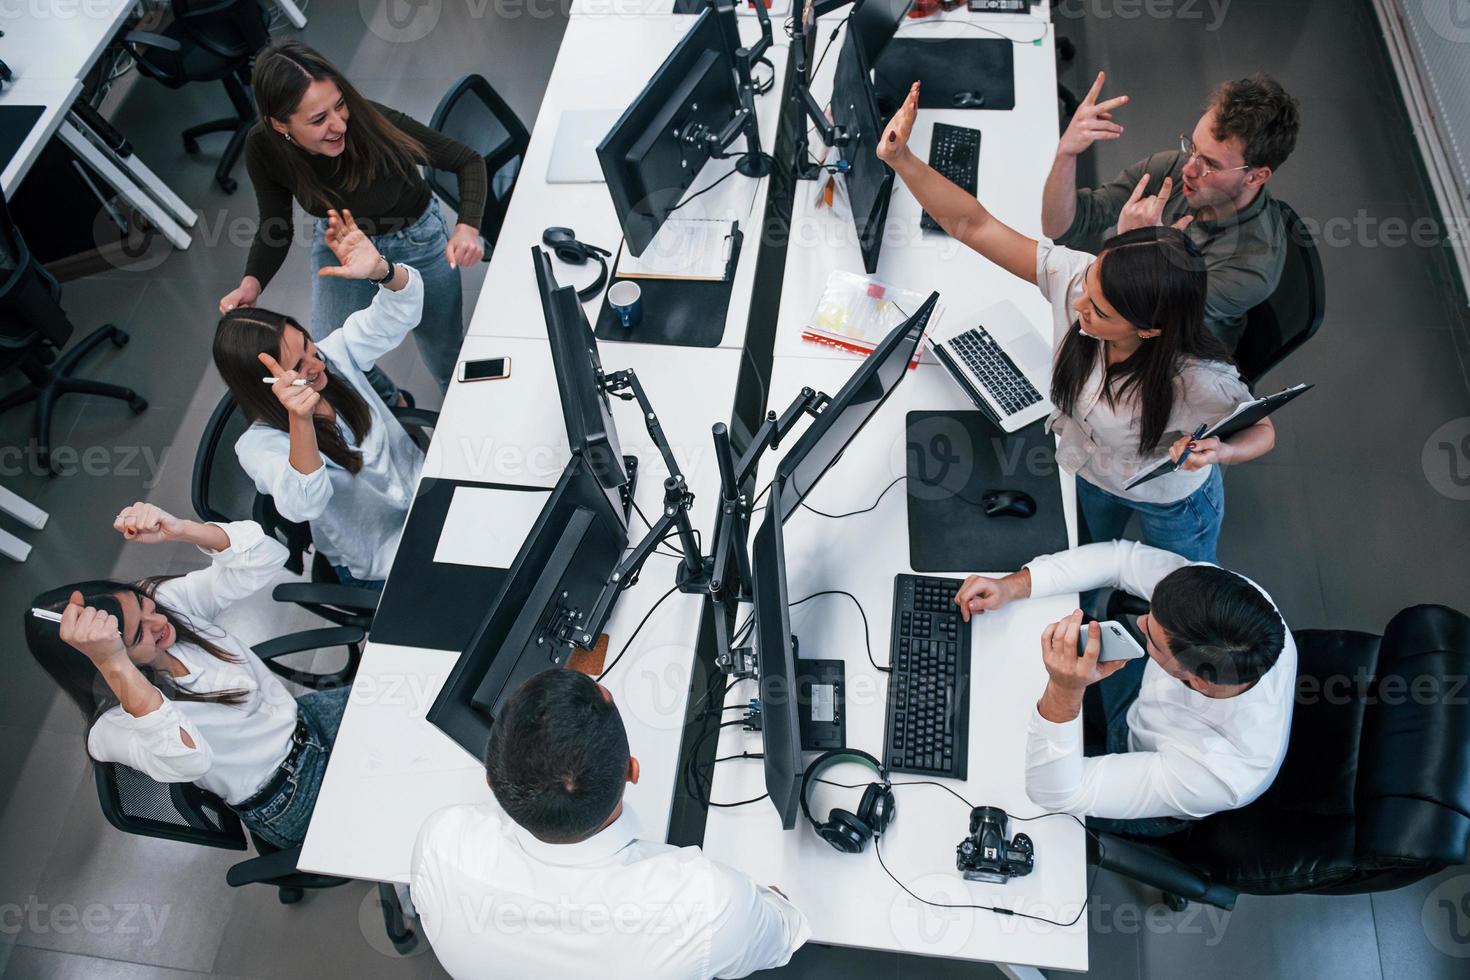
[212,208,425,590]
[27,503,346,849]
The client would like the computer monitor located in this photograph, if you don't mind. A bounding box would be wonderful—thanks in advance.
[426,454,630,761]
[533,247,629,501]
[598,8,742,256]
[849,0,913,67]
[750,502,804,829]
[774,292,937,521]
[832,22,893,273]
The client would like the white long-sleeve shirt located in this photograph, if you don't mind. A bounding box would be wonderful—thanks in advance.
[1022,541,1297,821]
[235,267,427,581]
[411,802,810,980]
[86,522,302,805]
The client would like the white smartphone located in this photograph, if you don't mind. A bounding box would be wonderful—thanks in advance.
[1080,620,1148,662]
[457,357,511,383]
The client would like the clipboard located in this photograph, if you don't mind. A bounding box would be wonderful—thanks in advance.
[1124,383,1314,491]
[612,219,740,282]
[593,226,744,347]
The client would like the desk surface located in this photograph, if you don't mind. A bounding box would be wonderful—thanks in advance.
[700,354,1087,972]
[0,0,133,81]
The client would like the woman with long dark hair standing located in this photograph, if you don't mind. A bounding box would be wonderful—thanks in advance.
[218,38,487,404]
[215,209,424,590]
[878,84,1275,562]
[26,503,347,849]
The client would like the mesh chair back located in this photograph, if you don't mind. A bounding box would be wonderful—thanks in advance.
[172,0,271,61]
[1234,201,1325,388]
[427,75,530,251]
[95,762,247,850]
[192,391,261,525]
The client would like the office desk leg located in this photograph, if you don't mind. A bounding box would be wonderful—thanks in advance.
[67,111,197,231]
[997,966,1045,980]
[273,0,308,28]
[0,485,47,530]
[0,525,31,562]
[57,122,192,251]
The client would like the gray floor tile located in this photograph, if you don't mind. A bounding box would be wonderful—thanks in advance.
[754,942,899,979]
[1217,462,1329,628]
[1370,863,1470,980]
[1,946,212,980]
[0,728,91,918]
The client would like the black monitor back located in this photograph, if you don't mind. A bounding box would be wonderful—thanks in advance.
[751,502,803,829]
[850,0,913,67]
[427,455,629,761]
[833,25,893,273]
[598,8,739,256]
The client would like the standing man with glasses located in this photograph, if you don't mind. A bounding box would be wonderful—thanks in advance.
[1041,73,1301,347]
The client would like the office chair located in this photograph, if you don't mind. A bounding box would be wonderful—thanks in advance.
[1091,603,1470,912]
[427,74,531,256]
[0,192,146,475]
[123,0,271,194]
[191,389,438,628]
[1233,201,1325,389]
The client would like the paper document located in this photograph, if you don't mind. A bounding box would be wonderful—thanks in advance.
[615,218,736,281]
[433,486,551,568]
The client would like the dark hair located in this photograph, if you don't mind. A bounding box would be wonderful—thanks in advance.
[213,307,372,474]
[1050,227,1231,454]
[249,39,426,212]
[26,580,251,732]
[1150,565,1286,686]
[1209,74,1300,172]
[485,669,630,843]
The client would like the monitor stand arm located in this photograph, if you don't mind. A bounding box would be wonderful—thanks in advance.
[789,14,850,180]
[705,0,774,178]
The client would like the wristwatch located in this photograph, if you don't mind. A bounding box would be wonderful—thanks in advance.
[369,257,396,286]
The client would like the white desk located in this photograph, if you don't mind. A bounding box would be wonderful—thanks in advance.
[466,13,785,351]
[700,355,1086,974]
[299,340,744,884]
[0,0,135,80]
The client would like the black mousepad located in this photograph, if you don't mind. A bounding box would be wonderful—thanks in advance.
[371,477,549,652]
[905,411,1068,572]
[0,105,45,175]
[593,230,742,348]
[872,38,1016,114]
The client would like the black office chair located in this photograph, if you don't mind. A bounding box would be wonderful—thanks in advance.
[191,389,438,627]
[0,192,146,475]
[1232,200,1325,389]
[427,74,531,256]
[124,0,271,194]
[1093,603,1470,911]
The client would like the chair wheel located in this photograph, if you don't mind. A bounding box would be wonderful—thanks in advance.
[278,886,304,905]
[183,138,200,154]
[129,396,148,414]
[1162,892,1189,913]
[110,329,130,349]
[219,177,238,194]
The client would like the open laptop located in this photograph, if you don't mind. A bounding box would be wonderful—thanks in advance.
[546,109,621,184]
[926,300,1054,432]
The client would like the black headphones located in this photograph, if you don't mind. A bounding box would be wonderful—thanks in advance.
[541,227,611,302]
[800,749,895,854]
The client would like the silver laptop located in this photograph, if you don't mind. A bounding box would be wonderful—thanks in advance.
[546,109,621,184]
[926,300,1055,432]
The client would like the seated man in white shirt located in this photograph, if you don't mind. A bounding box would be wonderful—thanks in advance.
[955,540,1296,837]
[411,668,810,980]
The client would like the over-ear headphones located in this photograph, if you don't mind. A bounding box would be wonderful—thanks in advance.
[800,749,895,854]
[541,227,611,302]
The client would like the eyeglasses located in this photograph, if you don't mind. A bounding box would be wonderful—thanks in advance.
[1179,135,1252,179]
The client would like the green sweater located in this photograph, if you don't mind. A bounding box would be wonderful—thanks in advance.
[242,102,487,287]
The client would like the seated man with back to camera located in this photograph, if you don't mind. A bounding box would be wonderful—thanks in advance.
[411,668,810,980]
[1042,72,1301,348]
[955,540,1297,837]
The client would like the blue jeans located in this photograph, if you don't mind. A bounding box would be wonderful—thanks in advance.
[332,564,385,592]
[1077,465,1224,564]
[1081,657,1190,838]
[234,685,350,849]
[310,199,465,400]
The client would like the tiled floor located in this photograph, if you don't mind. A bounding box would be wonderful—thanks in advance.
[0,0,1467,977]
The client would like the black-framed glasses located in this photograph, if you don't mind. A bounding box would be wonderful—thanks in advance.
[1179,134,1252,178]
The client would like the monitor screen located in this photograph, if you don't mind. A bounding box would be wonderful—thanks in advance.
[751,502,804,829]
[832,24,894,274]
[775,293,937,521]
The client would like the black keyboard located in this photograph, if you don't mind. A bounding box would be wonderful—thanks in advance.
[947,326,1043,416]
[921,123,981,233]
[884,574,971,780]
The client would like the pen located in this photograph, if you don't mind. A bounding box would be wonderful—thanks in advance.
[261,377,310,386]
[30,608,64,624]
[1174,423,1210,470]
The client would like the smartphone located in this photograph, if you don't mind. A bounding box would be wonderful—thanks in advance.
[1079,620,1148,663]
[457,357,511,383]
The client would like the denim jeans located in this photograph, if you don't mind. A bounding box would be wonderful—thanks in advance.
[1081,657,1190,838]
[234,685,350,849]
[1077,464,1225,564]
[310,199,466,401]
[332,564,385,592]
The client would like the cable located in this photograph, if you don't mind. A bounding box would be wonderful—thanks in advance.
[671,154,776,214]
[799,474,906,519]
[790,589,885,673]
[810,14,850,79]
[596,583,681,682]
[896,16,1049,46]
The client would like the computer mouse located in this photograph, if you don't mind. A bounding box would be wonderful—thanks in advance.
[982,489,1036,519]
[952,90,986,109]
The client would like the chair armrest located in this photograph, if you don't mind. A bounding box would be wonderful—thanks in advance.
[391,406,440,429]
[273,582,381,614]
[1092,833,1238,910]
[122,29,182,53]
[226,846,350,891]
[252,626,366,662]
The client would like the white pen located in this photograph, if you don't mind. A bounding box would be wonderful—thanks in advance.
[31,608,64,624]
[261,377,310,386]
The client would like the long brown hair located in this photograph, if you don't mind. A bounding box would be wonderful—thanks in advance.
[250,39,426,212]
[213,307,373,474]
[1050,227,1231,454]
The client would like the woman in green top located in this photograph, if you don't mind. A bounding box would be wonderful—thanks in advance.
[218,40,487,403]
